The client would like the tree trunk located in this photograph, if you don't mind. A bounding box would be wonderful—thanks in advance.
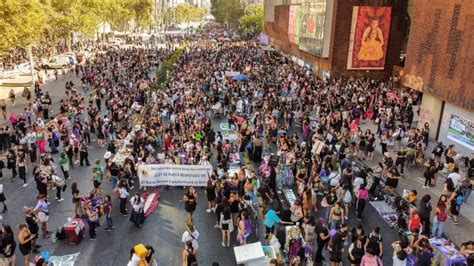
[65,34,72,53]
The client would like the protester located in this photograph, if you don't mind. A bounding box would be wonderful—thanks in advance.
[431,195,448,238]
[32,194,50,239]
[183,187,197,223]
[85,201,99,240]
[182,240,197,266]
[18,223,34,266]
[103,195,114,231]
[182,223,199,251]
[130,192,145,227]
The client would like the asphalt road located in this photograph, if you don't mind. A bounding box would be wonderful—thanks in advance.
[0,59,402,266]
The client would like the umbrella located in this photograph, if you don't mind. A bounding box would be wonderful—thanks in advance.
[232,74,249,81]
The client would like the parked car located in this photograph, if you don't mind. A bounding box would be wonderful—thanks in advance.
[108,38,124,47]
[41,56,71,69]
[60,54,78,65]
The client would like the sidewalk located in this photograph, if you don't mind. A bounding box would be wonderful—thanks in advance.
[0,68,69,98]
[0,70,80,123]
[357,118,473,246]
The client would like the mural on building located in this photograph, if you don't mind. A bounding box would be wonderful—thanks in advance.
[298,0,332,57]
[288,5,301,44]
[347,6,392,70]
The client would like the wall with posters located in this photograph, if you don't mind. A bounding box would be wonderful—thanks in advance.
[330,0,408,78]
[263,0,408,79]
[287,5,301,44]
[438,103,474,155]
[347,6,392,70]
[298,0,334,57]
[402,0,474,112]
[264,4,331,78]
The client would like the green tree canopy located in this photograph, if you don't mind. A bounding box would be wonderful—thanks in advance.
[176,3,207,24]
[239,3,263,38]
[0,0,155,54]
[123,0,154,29]
[211,0,244,29]
[0,0,47,52]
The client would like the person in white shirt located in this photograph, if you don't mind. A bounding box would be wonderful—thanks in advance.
[130,193,145,227]
[353,176,365,195]
[447,166,461,188]
[118,182,129,215]
[181,223,199,251]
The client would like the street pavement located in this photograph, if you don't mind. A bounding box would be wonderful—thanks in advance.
[357,120,474,246]
[0,69,238,265]
[0,55,471,266]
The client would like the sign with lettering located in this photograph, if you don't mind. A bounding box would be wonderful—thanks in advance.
[138,164,212,187]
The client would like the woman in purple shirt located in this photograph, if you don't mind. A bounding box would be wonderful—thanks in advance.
[33,194,51,238]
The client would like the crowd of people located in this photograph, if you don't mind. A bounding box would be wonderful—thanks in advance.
[0,22,472,266]
[0,37,173,265]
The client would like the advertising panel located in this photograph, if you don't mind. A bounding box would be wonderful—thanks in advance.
[298,0,333,57]
[347,6,392,70]
[447,114,474,150]
[288,5,301,44]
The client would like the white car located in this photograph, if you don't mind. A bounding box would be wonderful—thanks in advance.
[41,56,71,69]
[60,54,78,65]
[109,38,124,46]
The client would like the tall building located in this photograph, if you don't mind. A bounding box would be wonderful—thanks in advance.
[401,0,474,155]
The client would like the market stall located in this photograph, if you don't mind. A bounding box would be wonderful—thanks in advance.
[430,238,467,266]
[279,225,312,263]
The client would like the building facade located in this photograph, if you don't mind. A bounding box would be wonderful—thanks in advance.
[401,0,474,155]
[263,0,409,79]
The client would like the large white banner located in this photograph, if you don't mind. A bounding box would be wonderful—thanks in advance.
[138,164,212,187]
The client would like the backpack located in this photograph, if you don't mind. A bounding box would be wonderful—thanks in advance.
[455,194,464,206]
[367,234,381,251]
[186,248,197,265]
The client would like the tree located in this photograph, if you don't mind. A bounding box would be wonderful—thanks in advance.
[239,3,263,38]
[0,0,47,53]
[122,0,154,30]
[176,3,206,24]
[98,0,133,31]
[211,0,244,28]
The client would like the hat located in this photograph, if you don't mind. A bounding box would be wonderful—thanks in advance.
[104,151,112,159]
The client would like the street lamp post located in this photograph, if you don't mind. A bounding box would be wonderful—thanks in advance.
[28,45,35,90]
